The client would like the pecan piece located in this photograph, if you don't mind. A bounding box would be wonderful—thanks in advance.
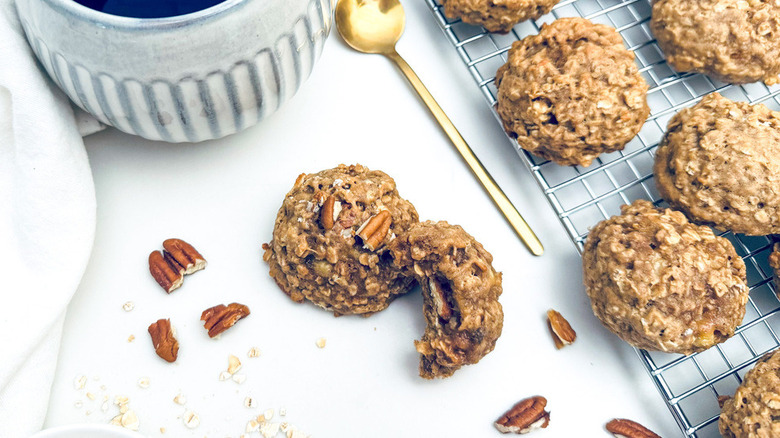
[293,173,306,188]
[201,303,251,338]
[429,278,452,321]
[320,195,340,230]
[494,396,550,434]
[149,238,206,293]
[357,210,392,251]
[149,251,184,293]
[606,419,660,438]
[547,309,576,349]
[163,238,207,275]
[148,319,179,363]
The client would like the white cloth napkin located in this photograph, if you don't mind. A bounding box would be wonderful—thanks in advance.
[0,1,96,436]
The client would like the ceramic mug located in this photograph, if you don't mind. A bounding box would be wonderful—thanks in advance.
[16,0,332,142]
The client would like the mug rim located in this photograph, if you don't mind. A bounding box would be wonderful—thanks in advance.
[40,0,248,30]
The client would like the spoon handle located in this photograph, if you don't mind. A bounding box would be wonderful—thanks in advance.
[385,50,543,256]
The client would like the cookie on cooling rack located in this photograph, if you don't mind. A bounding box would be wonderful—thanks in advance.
[390,221,503,379]
[769,243,780,293]
[582,200,748,355]
[495,17,649,167]
[654,93,780,236]
[440,0,560,34]
[719,349,780,437]
[651,0,780,85]
[262,164,419,316]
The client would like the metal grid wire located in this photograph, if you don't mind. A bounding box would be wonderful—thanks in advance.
[424,0,780,436]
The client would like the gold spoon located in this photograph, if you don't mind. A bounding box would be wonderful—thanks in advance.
[335,0,544,256]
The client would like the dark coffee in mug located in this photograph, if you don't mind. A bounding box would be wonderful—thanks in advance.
[73,0,228,18]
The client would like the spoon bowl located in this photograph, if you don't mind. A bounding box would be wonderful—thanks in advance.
[334,0,543,255]
[336,0,405,54]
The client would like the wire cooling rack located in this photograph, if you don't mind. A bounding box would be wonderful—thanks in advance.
[424,0,780,436]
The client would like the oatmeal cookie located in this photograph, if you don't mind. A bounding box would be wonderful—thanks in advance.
[390,221,503,379]
[496,17,649,167]
[651,0,780,85]
[719,349,780,437]
[769,243,780,292]
[263,164,418,316]
[654,93,780,236]
[440,0,559,34]
[583,200,748,355]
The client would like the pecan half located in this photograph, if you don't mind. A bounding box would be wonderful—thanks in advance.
[320,195,339,230]
[429,278,452,321]
[606,419,660,438]
[149,238,206,293]
[547,309,576,349]
[149,251,184,293]
[148,319,179,363]
[201,303,251,338]
[357,210,392,251]
[494,396,550,434]
[163,238,207,275]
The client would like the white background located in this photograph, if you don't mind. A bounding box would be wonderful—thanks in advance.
[44,1,681,436]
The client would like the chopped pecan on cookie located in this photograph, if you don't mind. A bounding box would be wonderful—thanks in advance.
[263,164,418,316]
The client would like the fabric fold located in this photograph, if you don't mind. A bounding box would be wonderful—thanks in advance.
[0,0,97,436]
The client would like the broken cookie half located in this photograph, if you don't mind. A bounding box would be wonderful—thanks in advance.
[390,221,503,379]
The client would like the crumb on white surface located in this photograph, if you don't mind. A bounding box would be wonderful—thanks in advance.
[173,393,187,405]
[232,374,247,384]
[183,410,200,429]
[73,375,87,390]
[228,354,242,374]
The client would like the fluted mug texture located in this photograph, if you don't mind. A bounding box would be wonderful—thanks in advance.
[16,0,332,142]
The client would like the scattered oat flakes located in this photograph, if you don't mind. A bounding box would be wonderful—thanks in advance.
[160,427,166,434]
[244,397,257,408]
[288,429,309,438]
[279,407,286,417]
[315,338,326,349]
[74,375,87,390]
[114,395,130,414]
[122,301,135,312]
[219,371,231,381]
[260,422,280,438]
[280,422,290,433]
[101,400,109,412]
[85,410,92,416]
[114,395,129,406]
[232,374,246,384]
[110,410,139,431]
[246,418,261,433]
[137,377,150,389]
[247,347,261,358]
[264,408,274,421]
[183,410,200,429]
[74,400,83,409]
[173,393,187,405]
[228,355,242,374]
[86,392,96,400]
[127,335,135,343]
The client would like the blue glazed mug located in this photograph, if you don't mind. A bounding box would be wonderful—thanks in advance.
[16,0,332,142]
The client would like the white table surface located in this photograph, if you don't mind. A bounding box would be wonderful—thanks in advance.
[43,2,682,437]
